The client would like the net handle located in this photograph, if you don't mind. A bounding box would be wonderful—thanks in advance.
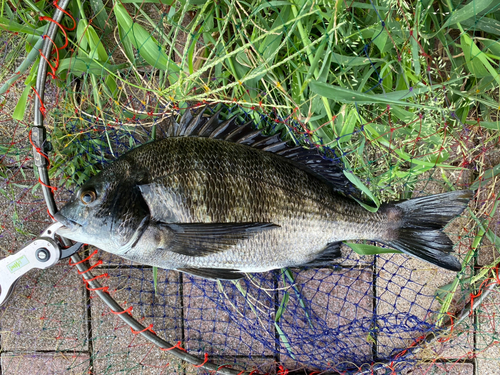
[32,0,67,218]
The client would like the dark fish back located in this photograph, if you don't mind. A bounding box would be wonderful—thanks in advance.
[125,136,343,225]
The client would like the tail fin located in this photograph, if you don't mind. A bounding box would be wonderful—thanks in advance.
[384,190,473,272]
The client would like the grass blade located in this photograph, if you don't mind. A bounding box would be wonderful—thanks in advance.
[89,0,110,33]
[153,266,158,295]
[345,242,402,255]
[114,3,180,74]
[445,0,494,28]
[460,32,500,85]
[310,80,460,109]
[343,170,380,208]
[282,269,314,329]
[56,57,128,75]
[0,16,43,35]
[0,38,43,95]
[470,164,500,190]
[274,323,295,359]
[85,25,109,62]
[13,83,32,121]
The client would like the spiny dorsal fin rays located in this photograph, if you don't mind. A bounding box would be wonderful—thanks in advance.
[275,145,304,157]
[170,108,352,193]
[222,120,257,142]
[261,141,289,153]
[253,134,283,149]
[231,128,263,145]
[197,109,222,137]
[165,118,179,137]
[208,116,236,139]
[177,108,194,133]
[179,106,208,136]
[173,108,271,146]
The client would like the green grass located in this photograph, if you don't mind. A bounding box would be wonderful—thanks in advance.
[1,0,500,319]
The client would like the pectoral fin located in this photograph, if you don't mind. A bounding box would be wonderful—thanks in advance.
[160,222,279,257]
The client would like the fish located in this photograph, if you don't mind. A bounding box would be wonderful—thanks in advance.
[54,109,472,280]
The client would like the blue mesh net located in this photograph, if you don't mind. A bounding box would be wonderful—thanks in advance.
[1,0,500,374]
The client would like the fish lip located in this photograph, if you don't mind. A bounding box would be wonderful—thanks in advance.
[54,212,81,230]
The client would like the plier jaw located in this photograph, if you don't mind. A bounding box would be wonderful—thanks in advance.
[0,221,83,307]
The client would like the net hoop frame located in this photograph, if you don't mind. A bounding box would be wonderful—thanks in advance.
[27,1,499,374]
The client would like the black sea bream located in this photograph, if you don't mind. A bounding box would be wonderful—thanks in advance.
[55,110,472,279]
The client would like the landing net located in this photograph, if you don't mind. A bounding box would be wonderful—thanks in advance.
[0,0,499,374]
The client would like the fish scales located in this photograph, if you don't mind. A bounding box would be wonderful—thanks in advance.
[128,137,377,269]
[55,111,472,279]
[141,138,380,231]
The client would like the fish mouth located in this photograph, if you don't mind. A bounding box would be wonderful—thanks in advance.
[54,212,82,230]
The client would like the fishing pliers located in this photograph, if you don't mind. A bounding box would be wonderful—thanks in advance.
[0,221,83,307]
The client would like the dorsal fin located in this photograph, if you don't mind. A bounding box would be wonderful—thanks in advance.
[223,120,258,143]
[282,146,350,191]
[180,107,208,136]
[169,108,354,193]
[208,116,238,139]
[198,110,222,136]
[176,109,194,136]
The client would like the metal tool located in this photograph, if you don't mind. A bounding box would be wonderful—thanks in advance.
[0,222,83,307]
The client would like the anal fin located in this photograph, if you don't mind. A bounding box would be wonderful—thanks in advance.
[301,241,342,268]
[179,267,245,280]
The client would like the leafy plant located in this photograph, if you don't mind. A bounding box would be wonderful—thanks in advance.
[2,0,499,322]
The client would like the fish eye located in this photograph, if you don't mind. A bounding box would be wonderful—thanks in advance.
[80,189,97,204]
